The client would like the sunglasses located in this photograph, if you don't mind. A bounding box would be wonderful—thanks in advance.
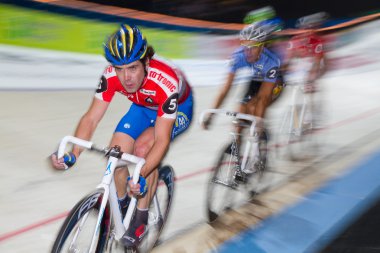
[241,41,265,48]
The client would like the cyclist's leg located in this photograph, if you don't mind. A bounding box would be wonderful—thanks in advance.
[112,104,154,199]
[133,127,159,210]
[236,80,261,144]
[133,91,193,209]
[254,82,276,120]
[110,133,135,199]
[123,94,193,248]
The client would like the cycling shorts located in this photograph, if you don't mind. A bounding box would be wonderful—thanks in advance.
[115,91,193,140]
[240,79,284,104]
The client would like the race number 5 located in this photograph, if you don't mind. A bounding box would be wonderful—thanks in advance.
[163,93,179,114]
[169,99,177,110]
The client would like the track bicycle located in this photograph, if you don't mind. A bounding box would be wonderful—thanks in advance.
[51,136,174,253]
[200,109,268,223]
[276,81,322,161]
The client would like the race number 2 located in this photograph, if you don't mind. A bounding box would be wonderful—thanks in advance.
[266,67,279,79]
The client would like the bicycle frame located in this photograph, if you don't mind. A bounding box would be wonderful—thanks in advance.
[280,84,310,138]
[57,136,146,251]
[199,109,258,173]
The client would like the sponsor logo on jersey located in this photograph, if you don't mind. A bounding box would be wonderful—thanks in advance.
[140,89,156,96]
[175,111,189,128]
[172,111,190,137]
[145,97,154,104]
[251,68,263,79]
[103,66,117,78]
[148,70,177,93]
[254,63,264,70]
[127,94,134,99]
[96,76,108,93]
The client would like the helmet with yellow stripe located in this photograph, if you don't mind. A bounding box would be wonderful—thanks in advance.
[104,24,148,65]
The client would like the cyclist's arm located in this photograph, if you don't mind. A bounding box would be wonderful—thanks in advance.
[212,72,235,109]
[308,55,323,83]
[71,97,110,157]
[140,116,174,178]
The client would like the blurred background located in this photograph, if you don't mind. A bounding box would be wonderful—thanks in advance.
[0,0,380,252]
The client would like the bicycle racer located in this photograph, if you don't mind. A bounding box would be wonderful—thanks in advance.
[203,19,284,177]
[285,12,329,91]
[284,12,329,127]
[51,24,193,249]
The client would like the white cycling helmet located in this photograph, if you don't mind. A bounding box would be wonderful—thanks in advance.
[239,18,283,42]
[296,12,329,29]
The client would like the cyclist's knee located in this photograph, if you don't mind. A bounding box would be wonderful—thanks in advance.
[115,168,129,180]
[134,144,150,158]
[257,94,271,108]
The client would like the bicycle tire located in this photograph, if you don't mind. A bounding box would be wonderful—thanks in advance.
[51,189,111,253]
[138,165,175,252]
[206,142,247,223]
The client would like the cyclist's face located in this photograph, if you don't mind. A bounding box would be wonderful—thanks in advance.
[114,60,146,93]
[244,45,263,63]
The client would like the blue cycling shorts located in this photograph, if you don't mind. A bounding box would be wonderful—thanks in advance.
[115,92,193,140]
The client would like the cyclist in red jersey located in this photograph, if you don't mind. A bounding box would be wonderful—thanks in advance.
[284,12,329,129]
[51,24,193,249]
[285,12,329,92]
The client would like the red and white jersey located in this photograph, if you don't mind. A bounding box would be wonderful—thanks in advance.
[287,33,324,58]
[95,55,191,119]
[285,33,325,85]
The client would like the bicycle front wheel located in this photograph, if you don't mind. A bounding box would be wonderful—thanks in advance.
[51,189,111,253]
[206,143,249,223]
[138,165,175,252]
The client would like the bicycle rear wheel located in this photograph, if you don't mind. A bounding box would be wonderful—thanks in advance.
[51,189,111,253]
[138,165,175,252]
[206,143,250,223]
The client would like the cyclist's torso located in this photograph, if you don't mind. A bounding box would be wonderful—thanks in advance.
[95,55,191,119]
[286,33,324,85]
[229,47,282,84]
[288,33,324,58]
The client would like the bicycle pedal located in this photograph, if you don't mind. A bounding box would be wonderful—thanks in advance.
[234,171,248,184]
[255,161,266,172]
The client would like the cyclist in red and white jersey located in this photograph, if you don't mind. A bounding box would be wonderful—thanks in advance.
[51,24,193,249]
[284,12,329,130]
[285,12,329,92]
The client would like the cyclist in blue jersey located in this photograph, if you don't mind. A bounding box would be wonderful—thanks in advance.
[203,19,284,173]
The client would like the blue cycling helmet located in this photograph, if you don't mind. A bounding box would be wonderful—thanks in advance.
[104,24,148,65]
[240,18,283,42]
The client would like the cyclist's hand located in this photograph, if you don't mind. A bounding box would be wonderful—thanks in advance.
[127,176,148,197]
[51,151,76,170]
[202,114,214,130]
